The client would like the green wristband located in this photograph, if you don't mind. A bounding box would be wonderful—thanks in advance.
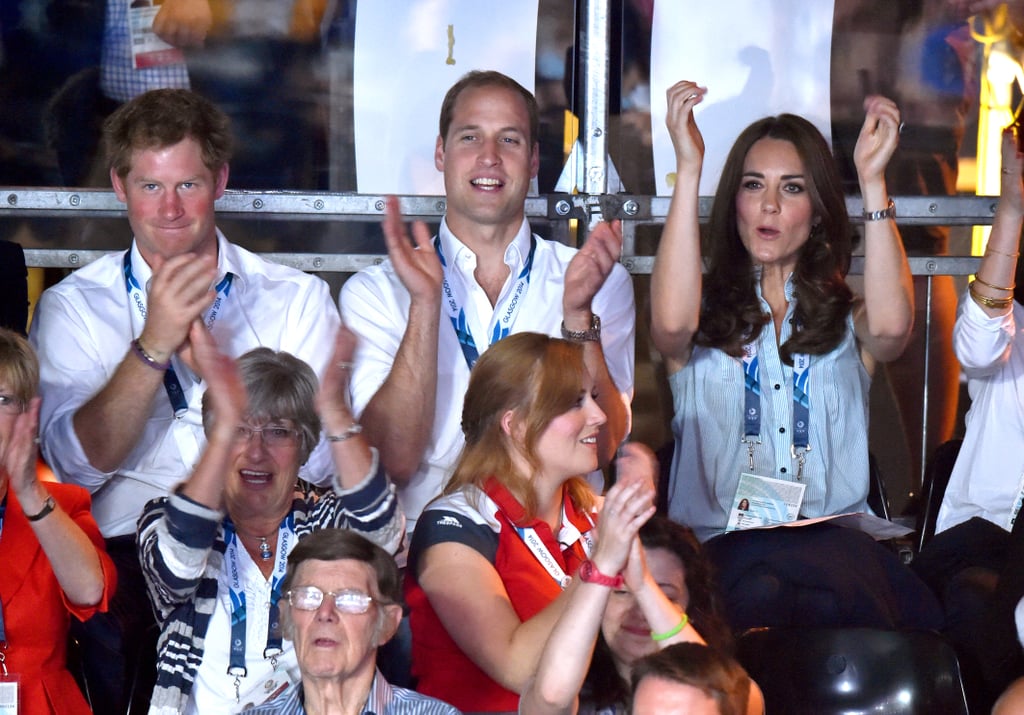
[651,612,689,642]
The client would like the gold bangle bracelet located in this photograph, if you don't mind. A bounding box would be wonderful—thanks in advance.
[985,249,1021,258]
[973,275,1016,293]
[969,282,1014,309]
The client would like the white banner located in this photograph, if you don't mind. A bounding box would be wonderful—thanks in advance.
[650,0,835,196]
[354,0,539,195]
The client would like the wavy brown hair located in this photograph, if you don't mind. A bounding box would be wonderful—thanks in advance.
[697,113,855,363]
[583,517,733,710]
[445,332,597,521]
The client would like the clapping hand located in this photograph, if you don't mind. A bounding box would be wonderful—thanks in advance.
[190,321,247,441]
[383,196,443,305]
[1,397,42,501]
[590,443,658,577]
[316,326,359,429]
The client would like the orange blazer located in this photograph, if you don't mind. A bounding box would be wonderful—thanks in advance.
[0,482,116,715]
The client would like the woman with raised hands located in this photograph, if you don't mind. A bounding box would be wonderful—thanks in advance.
[138,324,403,714]
[650,80,940,630]
[0,327,116,715]
[405,332,656,713]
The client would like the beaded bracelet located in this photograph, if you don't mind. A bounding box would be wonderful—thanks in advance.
[130,338,171,371]
[651,612,689,642]
[969,282,1014,310]
[973,275,1016,293]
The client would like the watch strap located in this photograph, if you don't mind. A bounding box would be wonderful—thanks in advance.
[25,495,56,522]
[578,559,624,588]
[561,314,601,343]
[862,198,896,222]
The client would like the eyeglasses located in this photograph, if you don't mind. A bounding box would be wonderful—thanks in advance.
[0,394,24,415]
[286,586,376,614]
[234,424,299,447]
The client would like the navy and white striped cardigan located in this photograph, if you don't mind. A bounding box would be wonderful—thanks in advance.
[137,450,404,715]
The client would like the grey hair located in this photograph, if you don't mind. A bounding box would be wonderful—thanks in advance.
[201,347,320,465]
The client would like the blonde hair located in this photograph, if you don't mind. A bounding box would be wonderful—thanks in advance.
[446,332,597,521]
[0,328,38,406]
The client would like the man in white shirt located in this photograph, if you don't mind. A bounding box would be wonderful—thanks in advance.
[29,87,340,713]
[340,70,635,545]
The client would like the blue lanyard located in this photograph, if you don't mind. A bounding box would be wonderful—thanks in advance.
[122,252,234,417]
[740,340,811,478]
[223,516,292,680]
[433,235,537,369]
[222,515,293,705]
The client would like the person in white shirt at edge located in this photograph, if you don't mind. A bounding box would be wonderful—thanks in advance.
[28,87,341,714]
[340,70,636,549]
[912,124,1024,712]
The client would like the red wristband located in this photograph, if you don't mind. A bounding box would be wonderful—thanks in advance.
[578,559,624,588]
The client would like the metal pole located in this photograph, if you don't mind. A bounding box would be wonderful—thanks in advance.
[581,0,611,232]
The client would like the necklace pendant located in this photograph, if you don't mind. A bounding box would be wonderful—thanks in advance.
[258,536,272,561]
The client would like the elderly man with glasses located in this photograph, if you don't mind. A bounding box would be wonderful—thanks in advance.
[246,528,461,715]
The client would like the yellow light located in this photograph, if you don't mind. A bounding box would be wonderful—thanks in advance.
[973,38,1023,256]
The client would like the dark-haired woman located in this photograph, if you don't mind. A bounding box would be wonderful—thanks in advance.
[650,81,940,630]
[519,517,763,714]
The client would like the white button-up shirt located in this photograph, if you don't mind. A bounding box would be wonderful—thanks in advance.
[31,231,341,537]
[340,217,636,537]
[936,294,1024,535]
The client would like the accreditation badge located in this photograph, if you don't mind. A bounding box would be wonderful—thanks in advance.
[129,2,186,69]
[0,673,20,714]
[726,472,805,532]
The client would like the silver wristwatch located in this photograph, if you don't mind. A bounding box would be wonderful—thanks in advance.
[561,314,601,342]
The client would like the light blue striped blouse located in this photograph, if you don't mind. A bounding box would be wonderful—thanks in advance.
[667,278,872,542]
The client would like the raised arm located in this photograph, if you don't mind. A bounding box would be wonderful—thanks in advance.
[563,220,631,463]
[354,196,443,484]
[3,398,107,606]
[853,96,915,365]
[651,81,707,374]
[518,445,657,715]
[177,321,247,510]
[968,125,1023,319]
[317,326,376,489]
[137,323,244,619]
[72,252,217,473]
[422,471,654,699]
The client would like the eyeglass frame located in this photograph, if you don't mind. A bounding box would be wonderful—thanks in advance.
[285,585,381,615]
[234,423,300,447]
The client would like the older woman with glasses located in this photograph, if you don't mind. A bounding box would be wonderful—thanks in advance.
[138,324,403,714]
[0,328,116,715]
